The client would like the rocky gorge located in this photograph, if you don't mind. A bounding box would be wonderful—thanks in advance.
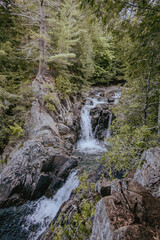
[0,79,159,240]
[0,79,121,239]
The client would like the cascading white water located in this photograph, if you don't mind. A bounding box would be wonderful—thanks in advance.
[25,171,79,239]
[77,91,121,154]
[77,96,107,153]
[114,92,121,104]
[0,171,79,240]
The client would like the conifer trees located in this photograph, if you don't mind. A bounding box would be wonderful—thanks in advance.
[81,0,160,175]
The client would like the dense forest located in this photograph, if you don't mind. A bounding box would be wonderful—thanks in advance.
[0,0,160,239]
[0,0,123,153]
[0,0,159,161]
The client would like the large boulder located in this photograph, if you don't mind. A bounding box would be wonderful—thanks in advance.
[58,124,70,135]
[90,105,112,140]
[134,147,160,198]
[90,179,160,240]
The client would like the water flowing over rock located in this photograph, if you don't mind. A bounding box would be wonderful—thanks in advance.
[0,138,78,207]
[76,88,120,154]
[0,171,79,240]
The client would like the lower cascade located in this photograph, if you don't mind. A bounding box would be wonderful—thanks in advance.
[0,171,79,240]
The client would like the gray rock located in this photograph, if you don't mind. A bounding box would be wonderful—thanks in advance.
[58,123,70,135]
[0,80,81,207]
[95,178,111,197]
[108,98,114,103]
[65,113,73,127]
[0,139,77,207]
[29,101,59,138]
[90,199,114,240]
[57,158,78,179]
[45,176,63,198]
[134,147,160,198]
[63,134,76,144]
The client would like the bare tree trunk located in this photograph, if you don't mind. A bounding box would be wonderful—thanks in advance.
[37,0,46,79]
[143,69,151,125]
[158,89,160,135]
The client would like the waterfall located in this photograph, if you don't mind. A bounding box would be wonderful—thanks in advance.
[0,171,79,240]
[77,96,107,153]
[114,92,121,104]
[80,106,94,141]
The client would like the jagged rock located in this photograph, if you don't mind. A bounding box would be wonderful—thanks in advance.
[134,147,160,198]
[65,113,73,127]
[57,157,78,179]
[58,123,70,135]
[45,176,63,198]
[95,178,111,197]
[63,134,76,144]
[0,79,82,208]
[90,179,160,240]
[29,101,59,138]
[31,173,51,200]
[108,98,114,103]
[90,105,111,140]
[0,140,77,207]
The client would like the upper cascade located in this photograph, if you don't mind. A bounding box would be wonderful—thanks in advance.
[77,90,121,154]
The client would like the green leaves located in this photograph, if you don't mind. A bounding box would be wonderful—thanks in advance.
[9,123,23,138]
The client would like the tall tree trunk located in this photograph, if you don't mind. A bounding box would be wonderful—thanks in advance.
[158,89,160,135]
[143,68,151,125]
[143,56,153,125]
[37,0,46,79]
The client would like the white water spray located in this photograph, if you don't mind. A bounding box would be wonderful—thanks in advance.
[24,171,79,239]
[77,96,107,153]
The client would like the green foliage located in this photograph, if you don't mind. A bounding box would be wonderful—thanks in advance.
[0,82,32,152]
[101,85,158,178]
[50,171,99,240]
[0,2,34,152]
[9,123,23,138]
[43,90,57,112]
[55,75,73,96]
[102,123,156,178]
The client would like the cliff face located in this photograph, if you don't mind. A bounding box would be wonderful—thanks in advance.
[90,147,160,240]
[0,78,81,207]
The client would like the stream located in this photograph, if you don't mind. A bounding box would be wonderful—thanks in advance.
[0,90,121,240]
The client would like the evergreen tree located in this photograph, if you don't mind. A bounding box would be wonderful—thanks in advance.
[81,0,160,176]
[0,1,32,152]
